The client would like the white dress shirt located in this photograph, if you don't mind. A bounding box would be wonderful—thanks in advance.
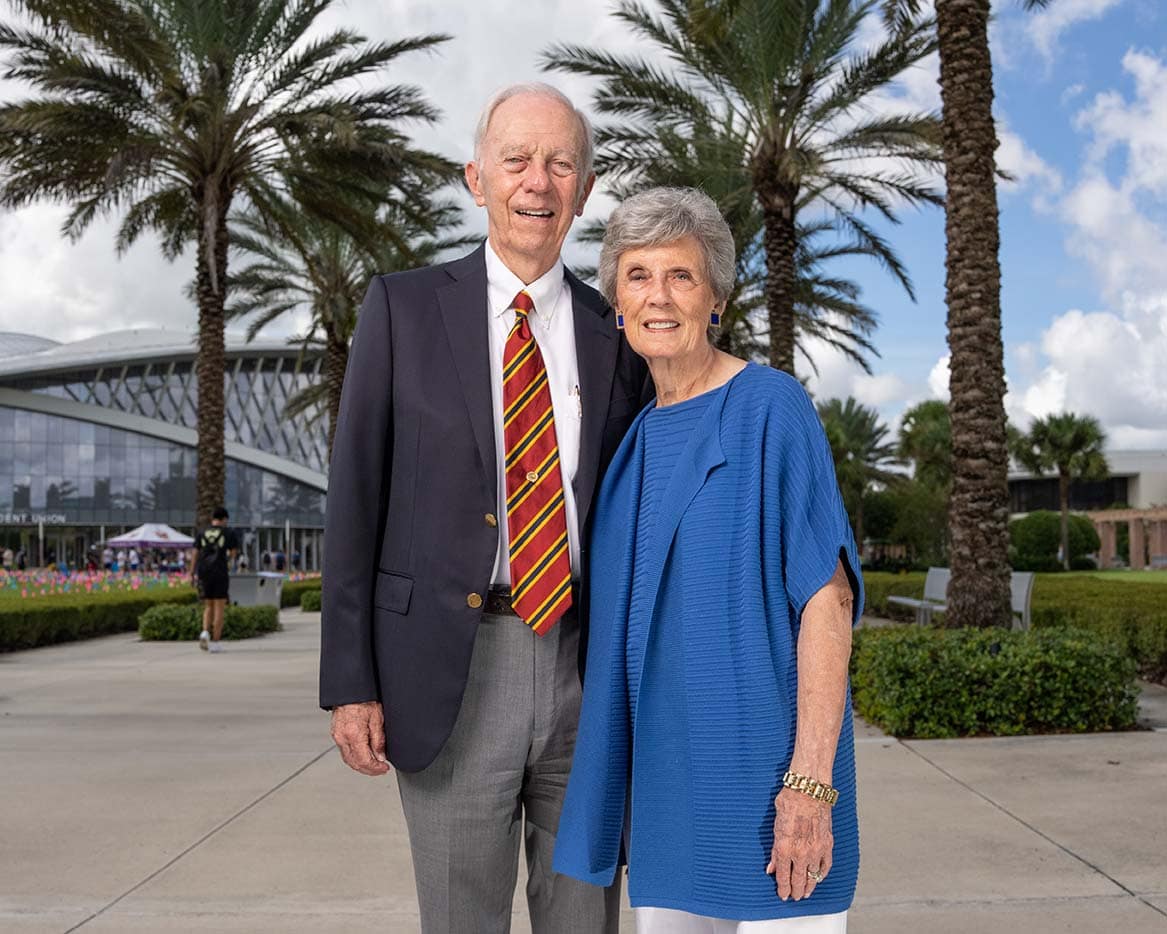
[485,240,583,587]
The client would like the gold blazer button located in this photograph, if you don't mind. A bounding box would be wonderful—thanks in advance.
[467,593,483,609]
[485,513,498,527]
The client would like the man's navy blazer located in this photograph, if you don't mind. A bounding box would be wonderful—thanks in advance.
[320,244,649,772]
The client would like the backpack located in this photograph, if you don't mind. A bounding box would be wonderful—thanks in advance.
[197,527,228,576]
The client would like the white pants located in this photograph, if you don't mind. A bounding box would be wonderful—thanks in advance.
[635,908,847,934]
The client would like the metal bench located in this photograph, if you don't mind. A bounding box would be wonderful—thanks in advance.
[887,567,949,625]
[887,568,1035,629]
[1010,571,1035,631]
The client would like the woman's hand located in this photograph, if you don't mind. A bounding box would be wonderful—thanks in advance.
[766,787,833,901]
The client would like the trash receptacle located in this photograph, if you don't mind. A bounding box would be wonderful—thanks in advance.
[230,572,284,607]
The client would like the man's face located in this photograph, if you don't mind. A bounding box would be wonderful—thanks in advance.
[465,94,595,282]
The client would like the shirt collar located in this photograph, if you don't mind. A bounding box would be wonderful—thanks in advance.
[484,239,565,325]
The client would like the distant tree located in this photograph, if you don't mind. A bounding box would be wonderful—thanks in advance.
[898,399,951,490]
[0,0,452,524]
[543,0,943,375]
[1009,510,1101,572]
[1010,413,1108,571]
[817,397,900,549]
[890,479,949,567]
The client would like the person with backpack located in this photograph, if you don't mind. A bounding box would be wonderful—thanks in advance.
[193,506,239,653]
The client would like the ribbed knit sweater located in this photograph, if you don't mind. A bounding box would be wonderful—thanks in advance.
[553,363,864,920]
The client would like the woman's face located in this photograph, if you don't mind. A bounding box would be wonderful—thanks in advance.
[614,235,725,367]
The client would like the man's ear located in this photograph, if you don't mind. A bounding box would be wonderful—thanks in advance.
[465,161,486,207]
[575,172,597,216]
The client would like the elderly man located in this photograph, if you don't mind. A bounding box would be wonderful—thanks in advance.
[320,83,647,934]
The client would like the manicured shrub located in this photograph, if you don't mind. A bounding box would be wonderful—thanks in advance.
[281,577,322,608]
[850,626,1139,738]
[0,589,198,652]
[300,589,322,612]
[1009,510,1100,570]
[138,603,280,641]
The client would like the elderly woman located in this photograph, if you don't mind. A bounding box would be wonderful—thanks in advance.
[552,187,863,933]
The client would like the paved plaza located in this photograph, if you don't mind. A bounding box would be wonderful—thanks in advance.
[1,608,1165,933]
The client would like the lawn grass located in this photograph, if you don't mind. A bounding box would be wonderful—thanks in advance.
[1075,570,1167,585]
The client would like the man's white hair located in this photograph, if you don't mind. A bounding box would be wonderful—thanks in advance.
[472,82,596,194]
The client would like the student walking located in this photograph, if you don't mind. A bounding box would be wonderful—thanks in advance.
[193,507,239,653]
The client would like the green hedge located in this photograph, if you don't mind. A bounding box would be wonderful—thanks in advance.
[850,626,1139,738]
[862,571,926,621]
[138,603,280,641]
[300,589,322,612]
[0,588,198,652]
[862,571,1167,682]
[281,577,322,608]
[1030,577,1167,683]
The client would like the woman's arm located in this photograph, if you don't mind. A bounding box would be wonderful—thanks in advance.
[766,558,854,901]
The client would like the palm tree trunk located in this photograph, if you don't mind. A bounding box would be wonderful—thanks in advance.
[324,335,348,463]
[1059,471,1071,571]
[756,161,799,374]
[937,0,1012,628]
[194,189,232,529]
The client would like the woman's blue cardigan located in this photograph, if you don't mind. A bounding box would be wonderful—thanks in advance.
[553,365,864,920]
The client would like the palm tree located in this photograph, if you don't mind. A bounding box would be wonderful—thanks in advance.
[879,0,1054,624]
[817,396,900,551]
[227,193,472,458]
[898,398,951,490]
[1010,413,1108,571]
[0,0,451,525]
[542,0,944,376]
[571,109,883,370]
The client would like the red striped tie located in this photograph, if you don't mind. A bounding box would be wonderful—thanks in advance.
[502,290,572,634]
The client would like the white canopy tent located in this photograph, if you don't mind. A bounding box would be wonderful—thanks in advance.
[105,523,195,549]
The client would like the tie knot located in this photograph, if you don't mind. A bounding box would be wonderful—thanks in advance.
[512,290,535,318]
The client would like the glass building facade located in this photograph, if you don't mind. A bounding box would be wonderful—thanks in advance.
[1008,475,1130,514]
[7,353,328,473]
[0,330,328,569]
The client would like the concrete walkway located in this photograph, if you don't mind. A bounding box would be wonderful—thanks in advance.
[1,609,1164,933]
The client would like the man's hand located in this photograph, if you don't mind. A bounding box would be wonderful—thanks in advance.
[766,788,834,901]
[330,701,390,776]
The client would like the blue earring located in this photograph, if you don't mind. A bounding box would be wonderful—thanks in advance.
[710,310,721,327]
[615,312,625,330]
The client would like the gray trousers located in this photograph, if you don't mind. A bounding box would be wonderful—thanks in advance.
[397,611,622,934]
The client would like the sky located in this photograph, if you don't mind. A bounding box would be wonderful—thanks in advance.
[0,0,1164,449]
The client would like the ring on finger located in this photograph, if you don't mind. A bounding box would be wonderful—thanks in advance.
[807,868,824,883]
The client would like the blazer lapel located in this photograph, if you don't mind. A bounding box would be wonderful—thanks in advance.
[437,245,496,493]
[568,269,618,533]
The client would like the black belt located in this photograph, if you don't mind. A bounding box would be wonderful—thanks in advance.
[487,586,580,618]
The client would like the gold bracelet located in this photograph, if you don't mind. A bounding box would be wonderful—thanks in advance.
[781,770,839,806]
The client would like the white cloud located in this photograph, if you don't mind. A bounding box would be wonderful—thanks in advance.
[996,123,1064,203]
[1026,0,1127,63]
[1011,301,1167,441]
[1005,50,1167,448]
[1074,50,1167,198]
[927,354,949,400]
[1061,83,1087,106]
[800,334,917,438]
[0,206,197,342]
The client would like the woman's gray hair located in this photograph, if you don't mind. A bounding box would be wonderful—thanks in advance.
[472,82,595,190]
[598,187,736,307]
